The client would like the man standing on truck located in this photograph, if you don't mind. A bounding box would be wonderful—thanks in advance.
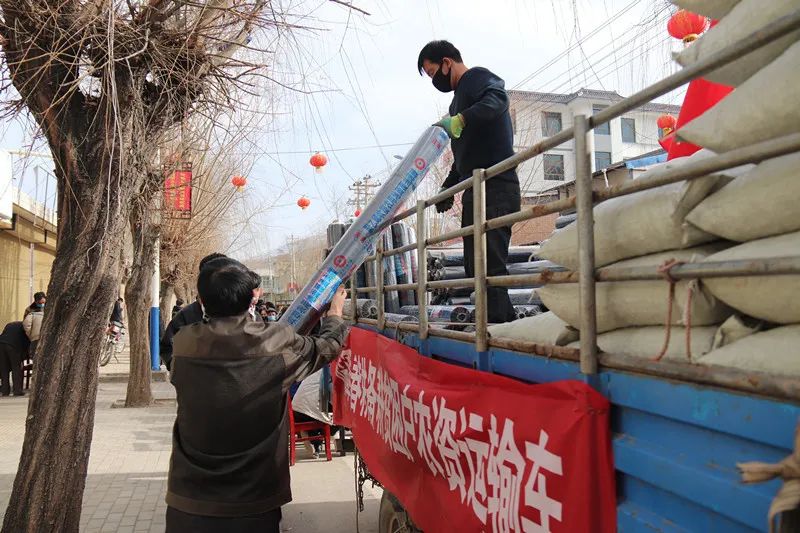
[418,40,520,323]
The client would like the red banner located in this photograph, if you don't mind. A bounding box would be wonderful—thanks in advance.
[164,166,193,218]
[334,328,616,533]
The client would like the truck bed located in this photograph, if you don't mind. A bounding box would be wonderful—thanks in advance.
[359,324,800,532]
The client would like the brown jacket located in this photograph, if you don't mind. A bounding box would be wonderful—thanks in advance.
[166,313,348,517]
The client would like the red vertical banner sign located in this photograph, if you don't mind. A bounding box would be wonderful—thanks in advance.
[164,163,193,218]
[334,328,616,533]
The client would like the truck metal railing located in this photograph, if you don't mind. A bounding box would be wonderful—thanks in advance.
[346,9,800,402]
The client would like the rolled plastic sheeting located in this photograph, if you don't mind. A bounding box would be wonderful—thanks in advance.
[382,230,401,313]
[399,305,474,324]
[431,260,566,281]
[280,126,449,332]
[343,299,378,319]
[470,289,539,305]
[391,223,415,307]
[429,246,540,267]
[384,313,419,324]
[406,225,418,297]
[555,213,576,230]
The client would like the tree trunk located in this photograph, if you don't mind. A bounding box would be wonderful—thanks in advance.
[124,200,157,408]
[1,144,136,532]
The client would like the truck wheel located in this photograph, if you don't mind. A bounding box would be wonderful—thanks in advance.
[378,491,422,533]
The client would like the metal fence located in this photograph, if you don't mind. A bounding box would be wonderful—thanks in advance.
[348,10,800,402]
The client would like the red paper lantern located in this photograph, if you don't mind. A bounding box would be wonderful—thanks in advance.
[297,196,311,210]
[309,152,328,173]
[667,10,708,43]
[231,175,247,190]
[657,114,678,137]
[354,209,361,217]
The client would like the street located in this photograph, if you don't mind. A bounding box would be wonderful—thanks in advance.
[0,369,381,532]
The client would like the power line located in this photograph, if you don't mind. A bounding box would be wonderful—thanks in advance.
[234,141,414,156]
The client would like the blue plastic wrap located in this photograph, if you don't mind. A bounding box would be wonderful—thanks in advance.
[279,126,449,332]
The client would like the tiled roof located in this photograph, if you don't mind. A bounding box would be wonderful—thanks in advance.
[509,88,680,114]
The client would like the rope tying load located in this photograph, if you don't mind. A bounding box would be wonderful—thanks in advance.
[738,424,800,533]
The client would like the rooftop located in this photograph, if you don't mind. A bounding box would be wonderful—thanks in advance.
[509,88,681,114]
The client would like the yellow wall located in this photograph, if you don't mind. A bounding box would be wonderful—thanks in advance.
[0,208,56,325]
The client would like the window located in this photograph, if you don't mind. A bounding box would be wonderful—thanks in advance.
[595,151,612,170]
[593,105,610,135]
[621,118,636,143]
[542,112,562,137]
[543,154,565,181]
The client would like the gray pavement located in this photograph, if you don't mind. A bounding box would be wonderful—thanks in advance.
[0,378,381,532]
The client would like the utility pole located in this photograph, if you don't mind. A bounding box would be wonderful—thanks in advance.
[347,175,379,212]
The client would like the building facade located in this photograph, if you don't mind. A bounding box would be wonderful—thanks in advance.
[509,88,680,195]
[0,188,57,326]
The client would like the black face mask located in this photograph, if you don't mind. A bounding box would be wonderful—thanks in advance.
[432,64,453,93]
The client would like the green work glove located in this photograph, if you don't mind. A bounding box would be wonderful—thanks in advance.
[433,113,465,139]
[435,188,454,213]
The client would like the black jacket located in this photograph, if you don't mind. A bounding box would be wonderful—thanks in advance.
[160,301,204,370]
[443,67,520,204]
[0,322,31,354]
[166,313,348,517]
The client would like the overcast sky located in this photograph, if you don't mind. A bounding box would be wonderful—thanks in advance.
[1,0,684,259]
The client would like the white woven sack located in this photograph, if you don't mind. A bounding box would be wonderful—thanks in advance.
[487,311,578,346]
[537,150,749,269]
[670,0,739,19]
[712,314,763,349]
[686,153,800,242]
[703,231,800,324]
[567,326,717,360]
[675,0,800,87]
[538,245,733,333]
[698,325,800,375]
[678,40,800,153]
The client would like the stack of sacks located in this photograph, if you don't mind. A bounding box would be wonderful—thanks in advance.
[536,148,750,270]
[673,0,800,88]
[525,151,752,358]
[669,1,800,376]
[538,244,733,333]
[488,150,751,356]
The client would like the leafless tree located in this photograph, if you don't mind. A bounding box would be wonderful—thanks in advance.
[0,0,366,528]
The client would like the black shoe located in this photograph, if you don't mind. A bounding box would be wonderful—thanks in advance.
[13,392,25,397]
[1,393,9,397]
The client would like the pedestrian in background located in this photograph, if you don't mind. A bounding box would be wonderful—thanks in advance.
[23,292,46,319]
[160,253,227,370]
[0,321,29,396]
[171,299,184,319]
[22,298,44,359]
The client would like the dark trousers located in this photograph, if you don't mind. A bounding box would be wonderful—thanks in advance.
[166,506,281,533]
[0,344,24,396]
[462,188,521,324]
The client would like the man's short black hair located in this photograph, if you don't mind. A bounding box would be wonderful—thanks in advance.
[197,259,261,317]
[417,40,462,75]
[33,292,46,301]
[198,252,228,271]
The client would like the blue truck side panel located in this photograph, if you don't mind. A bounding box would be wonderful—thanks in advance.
[363,325,800,532]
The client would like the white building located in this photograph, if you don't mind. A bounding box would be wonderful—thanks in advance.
[509,88,680,195]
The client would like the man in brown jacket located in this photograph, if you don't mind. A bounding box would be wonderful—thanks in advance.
[166,257,349,532]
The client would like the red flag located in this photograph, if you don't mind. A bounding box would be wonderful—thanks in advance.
[668,77,733,159]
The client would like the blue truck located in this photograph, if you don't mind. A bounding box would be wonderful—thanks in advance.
[342,10,800,533]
